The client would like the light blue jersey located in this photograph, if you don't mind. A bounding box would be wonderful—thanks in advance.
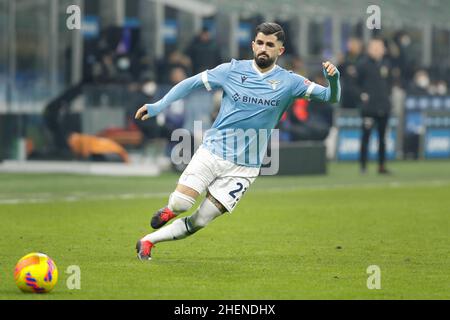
[145,59,340,167]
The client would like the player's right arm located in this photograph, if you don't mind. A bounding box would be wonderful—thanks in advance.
[290,61,341,104]
[135,62,231,121]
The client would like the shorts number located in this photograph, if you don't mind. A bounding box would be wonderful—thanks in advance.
[229,182,248,200]
[229,183,243,199]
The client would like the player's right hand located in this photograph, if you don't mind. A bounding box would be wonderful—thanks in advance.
[322,61,339,78]
[135,104,151,121]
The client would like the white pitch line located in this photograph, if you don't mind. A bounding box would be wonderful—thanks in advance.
[0,180,449,205]
[0,192,169,205]
[253,179,450,193]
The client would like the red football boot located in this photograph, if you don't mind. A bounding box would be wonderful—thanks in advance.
[136,239,155,261]
[151,207,176,229]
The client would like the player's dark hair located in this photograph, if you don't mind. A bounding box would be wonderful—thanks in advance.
[255,22,285,44]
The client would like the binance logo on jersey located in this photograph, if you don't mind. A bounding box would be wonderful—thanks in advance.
[242,95,281,107]
[232,92,280,107]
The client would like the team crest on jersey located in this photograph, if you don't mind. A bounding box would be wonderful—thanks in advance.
[241,75,248,84]
[267,80,281,90]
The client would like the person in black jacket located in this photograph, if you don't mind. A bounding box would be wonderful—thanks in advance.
[357,38,392,174]
[339,37,364,109]
[185,27,222,75]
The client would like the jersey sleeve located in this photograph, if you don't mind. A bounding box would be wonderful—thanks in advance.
[291,73,316,99]
[145,74,204,117]
[201,61,233,91]
[291,72,341,103]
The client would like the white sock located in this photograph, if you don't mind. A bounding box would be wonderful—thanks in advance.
[187,197,223,232]
[143,218,190,244]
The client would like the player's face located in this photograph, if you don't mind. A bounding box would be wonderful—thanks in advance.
[252,33,285,69]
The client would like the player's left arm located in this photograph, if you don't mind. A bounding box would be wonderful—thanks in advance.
[135,62,231,121]
[309,61,341,103]
[135,74,205,121]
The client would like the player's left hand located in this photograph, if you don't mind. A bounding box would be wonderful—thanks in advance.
[322,61,339,78]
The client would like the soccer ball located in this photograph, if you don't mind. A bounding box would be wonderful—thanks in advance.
[14,252,58,293]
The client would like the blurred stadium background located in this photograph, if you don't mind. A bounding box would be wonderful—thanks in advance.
[0,0,449,173]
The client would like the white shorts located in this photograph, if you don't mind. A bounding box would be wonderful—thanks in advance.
[178,146,260,212]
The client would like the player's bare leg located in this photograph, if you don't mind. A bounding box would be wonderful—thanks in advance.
[136,192,226,260]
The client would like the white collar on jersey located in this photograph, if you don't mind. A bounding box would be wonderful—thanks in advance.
[252,60,278,77]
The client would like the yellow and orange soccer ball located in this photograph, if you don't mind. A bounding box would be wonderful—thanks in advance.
[14,253,58,293]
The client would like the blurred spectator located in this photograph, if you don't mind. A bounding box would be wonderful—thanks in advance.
[93,51,119,83]
[408,69,431,95]
[91,50,136,84]
[86,27,146,84]
[289,55,308,78]
[156,50,192,84]
[115,54,134,82]
[403,69,430,160]
[385,38,403,86]
[185,27,221,74]
[339,37,363,109]
[429,79,448,96]
[356,38,393,174]
[394,31,416,87]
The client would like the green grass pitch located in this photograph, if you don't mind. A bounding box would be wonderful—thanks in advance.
[0,161,449,299]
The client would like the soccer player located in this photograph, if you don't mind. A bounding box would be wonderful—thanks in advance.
[135,22,341,260]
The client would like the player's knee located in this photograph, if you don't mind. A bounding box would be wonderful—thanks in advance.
[168,191,196,214]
